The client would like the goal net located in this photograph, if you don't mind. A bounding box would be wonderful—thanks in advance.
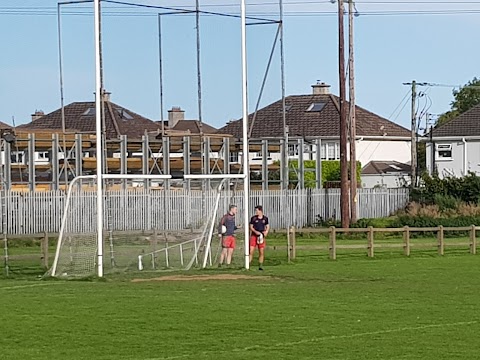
[48,174,246,278]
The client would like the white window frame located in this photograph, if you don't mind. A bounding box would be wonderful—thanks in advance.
[435,143,453,161]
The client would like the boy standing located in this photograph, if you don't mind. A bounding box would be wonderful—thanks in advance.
[249,205,270,270]
[218,205,238,267]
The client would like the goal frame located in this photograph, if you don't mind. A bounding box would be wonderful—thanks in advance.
[50,173,248,277]
[89,0,250,276]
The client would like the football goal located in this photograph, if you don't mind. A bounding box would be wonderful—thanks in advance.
[48,174,247,278]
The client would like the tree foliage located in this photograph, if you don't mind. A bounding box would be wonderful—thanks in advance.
[266,160,361,189]
[436,77,480,127]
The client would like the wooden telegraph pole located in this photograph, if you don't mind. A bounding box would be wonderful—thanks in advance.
[338,0,350,228]
[348,0,357,224]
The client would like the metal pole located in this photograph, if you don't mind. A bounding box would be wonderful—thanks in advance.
[348,0,357,224]
[338,0,350,228]
[240,0,250,270]
[57,4,70,188]
[158,14,165,138]
[94,0,104,278]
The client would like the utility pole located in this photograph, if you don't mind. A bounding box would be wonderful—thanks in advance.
[410,80,417,187]
[338,0,350,228]
[348,0,357,224]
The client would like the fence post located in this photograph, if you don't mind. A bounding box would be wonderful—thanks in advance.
[403,226,410,257]
[367,226,374,258]
[291,226,296,260]
[470,225,476,255]
[437,225,444,256]
[287,227,291,263]
[329,226,336,260]
[42,231,49,268]
[152,229,158,269]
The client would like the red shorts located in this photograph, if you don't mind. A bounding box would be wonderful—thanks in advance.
[250,235,266,249]
[222,235,236,249]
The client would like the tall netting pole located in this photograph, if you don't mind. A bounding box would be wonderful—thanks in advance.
[240,0,250,270]
[94,0,104,277]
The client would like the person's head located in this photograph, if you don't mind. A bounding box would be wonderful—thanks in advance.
[255,205,263,216]
[229,205,237,215]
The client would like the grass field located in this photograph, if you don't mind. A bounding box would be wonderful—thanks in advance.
[1,237,480,360]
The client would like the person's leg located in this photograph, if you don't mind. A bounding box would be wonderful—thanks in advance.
[249,235,257,264]
[226,248,234,265]
[219,247,227,266]
[258,246,265,270]
[249,246,256,264]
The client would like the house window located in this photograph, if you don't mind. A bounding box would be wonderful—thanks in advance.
[288,144,298,157]
[306,102,326,112]
[319,142,339,160]
[229,152,239,163]
[82,108,96,116]
[436,144,452,161]
[11,152,23,164]
[37,152,49,160]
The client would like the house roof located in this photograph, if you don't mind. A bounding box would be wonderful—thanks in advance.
[431,103,480,137]
[0,120,12,129]
[217,94,410,139]
[173,120,217,134]
[362,161,411,175]
[17,101,161,139]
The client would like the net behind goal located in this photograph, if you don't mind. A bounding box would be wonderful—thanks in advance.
[49,174,245,278]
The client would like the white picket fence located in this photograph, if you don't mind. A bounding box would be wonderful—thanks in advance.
[0,188,409,235]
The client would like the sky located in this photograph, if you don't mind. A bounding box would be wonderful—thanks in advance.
[0,0,479,132]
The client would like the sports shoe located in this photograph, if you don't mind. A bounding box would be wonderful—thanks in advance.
[259,266,263,271]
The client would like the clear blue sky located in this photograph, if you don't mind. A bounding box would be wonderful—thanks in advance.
[1,0,479,131]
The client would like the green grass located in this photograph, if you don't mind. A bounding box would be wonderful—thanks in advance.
[1,238,480,359]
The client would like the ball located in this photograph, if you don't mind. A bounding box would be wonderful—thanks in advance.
[221,225,227,234]
[257,233,264,244]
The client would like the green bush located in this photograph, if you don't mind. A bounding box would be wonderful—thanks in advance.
[413,172,480,205]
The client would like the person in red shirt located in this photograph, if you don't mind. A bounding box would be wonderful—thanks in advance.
[249,205,270,270]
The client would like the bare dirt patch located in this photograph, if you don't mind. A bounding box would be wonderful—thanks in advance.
[132,274,271,282]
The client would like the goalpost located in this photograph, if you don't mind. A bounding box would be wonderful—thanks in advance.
[53,0,249,278]
[49,174,247,278]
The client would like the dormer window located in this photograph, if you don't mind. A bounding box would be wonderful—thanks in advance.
[306,102,326,112]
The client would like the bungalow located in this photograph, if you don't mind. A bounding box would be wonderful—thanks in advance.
[361,160,411,188]
[217,82,412,176]
[425,104,480,178]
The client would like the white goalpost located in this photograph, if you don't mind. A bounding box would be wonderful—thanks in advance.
[56,0,250,278]
[49,174,247,278]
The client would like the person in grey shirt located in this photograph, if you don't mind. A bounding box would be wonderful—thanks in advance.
[218,205,239,267]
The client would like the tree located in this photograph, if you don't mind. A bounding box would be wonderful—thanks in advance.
[436,77,480,127]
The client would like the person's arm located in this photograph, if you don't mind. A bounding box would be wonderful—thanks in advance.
[264,217,270,237]
[218,215,226,236]
[249,216,259,235]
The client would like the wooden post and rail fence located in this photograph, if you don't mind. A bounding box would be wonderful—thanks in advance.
[285,225,478,261]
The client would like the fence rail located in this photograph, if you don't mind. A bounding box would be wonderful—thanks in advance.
[285,225,479,260]
[1,188,409,235]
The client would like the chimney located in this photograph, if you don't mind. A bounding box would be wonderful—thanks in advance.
[312,80,330,95]
[102,91,111,102]
[93,91,111,102]
[168,107,185,128]
[31,110,45,122]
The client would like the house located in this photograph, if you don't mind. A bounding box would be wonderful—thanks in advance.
[425,104,480,178]
[13,94,162,165]
[0,120,13,167]
[162,107,218,134]
[0,120,11,130]
[17,94,161,140]
[217,82,411,167]
[361,161,411,188]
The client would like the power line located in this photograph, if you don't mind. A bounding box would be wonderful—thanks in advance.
[2,8,480,17]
